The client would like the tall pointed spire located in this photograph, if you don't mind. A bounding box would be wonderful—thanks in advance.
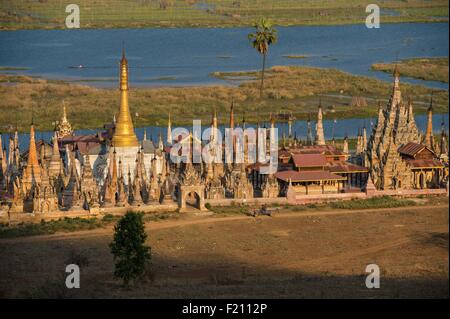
[439,120,448,157]
[306,113,313,146]
[391,64,402,106]
[158,130,164,150]
[56,101,73,138]
[210,109,218,143]
[48,131,61,178]
[315,102,325,146]
[229,100,235,130]
[24,123,41,189]
[288,112,293,138]
[362,126,367,151]
[112,45,139,148]
[424,95,434,151]
[167,112,172,145]
[343,135,349,154]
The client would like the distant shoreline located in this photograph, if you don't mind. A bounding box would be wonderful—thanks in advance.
[0,0,447,31]
[1,19,449,32]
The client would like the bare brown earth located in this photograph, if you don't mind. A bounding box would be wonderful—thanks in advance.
[0,204,448,299]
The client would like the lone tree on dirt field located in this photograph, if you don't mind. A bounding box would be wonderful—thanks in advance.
[248,18,278,98]
[110,212,151,286]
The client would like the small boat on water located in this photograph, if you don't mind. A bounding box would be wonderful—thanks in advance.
[69,64,86,69]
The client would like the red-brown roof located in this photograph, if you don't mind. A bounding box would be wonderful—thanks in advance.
[405,158,444,168]
[60,134,100,144]
[328,163,368,173]
[60,134,102,155]
[398,142,430,157]
[275,170,347,182]
[291,145,345,157]
[292,153,327,167]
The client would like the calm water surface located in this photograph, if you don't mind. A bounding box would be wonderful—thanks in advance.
[0,23,448,89]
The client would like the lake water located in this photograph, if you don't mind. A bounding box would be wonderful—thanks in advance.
[4,113,448,152]
[0,23,448,89]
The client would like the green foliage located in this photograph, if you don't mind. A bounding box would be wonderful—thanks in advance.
[372,57,449,83]
[330,196,417,210]
[0,0,447,30]
[248,17,278,97]
[248,18,278,55]
[109,212,151,286]
[0,217,104,238]
[205,202,212,210]
[209,205,250,215]
[102,213,120,222]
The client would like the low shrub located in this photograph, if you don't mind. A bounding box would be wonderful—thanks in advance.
[330,196,416,210]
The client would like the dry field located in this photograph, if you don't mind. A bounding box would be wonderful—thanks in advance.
[0,204,448,298]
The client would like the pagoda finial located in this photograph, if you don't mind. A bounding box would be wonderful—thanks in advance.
[428,92,433,112]
[393,63,400,78]
[112,46,138,148]
[229,100,234,129]
[424,93,434,150]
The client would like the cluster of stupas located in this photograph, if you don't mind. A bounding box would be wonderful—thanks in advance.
[0,52,448,217]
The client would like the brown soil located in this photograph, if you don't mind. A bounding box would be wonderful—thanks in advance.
[0,205,448,298]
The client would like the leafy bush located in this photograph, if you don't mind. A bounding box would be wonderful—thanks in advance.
[109,212,151,286]
[330,196,416,210]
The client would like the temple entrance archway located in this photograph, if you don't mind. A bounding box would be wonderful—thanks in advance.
[186,191,200,209]
[178,185,207,212]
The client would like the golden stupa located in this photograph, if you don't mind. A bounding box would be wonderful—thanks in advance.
[111,48,139,148]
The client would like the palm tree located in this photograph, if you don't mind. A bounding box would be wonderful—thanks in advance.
[248,18,278,98]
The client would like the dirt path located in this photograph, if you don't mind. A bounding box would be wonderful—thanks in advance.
[1,204,447,244]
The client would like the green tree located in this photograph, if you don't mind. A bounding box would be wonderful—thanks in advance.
[109,212,151,286]
[248,18,278,98]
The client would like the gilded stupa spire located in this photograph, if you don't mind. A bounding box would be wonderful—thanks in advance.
[56,101,73,138]
[229,100,234,129]
[112,46,139,148]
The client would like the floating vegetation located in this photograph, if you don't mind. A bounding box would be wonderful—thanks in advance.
[0,66,30,71]
[216,55,233,59]
[281,54,309,59]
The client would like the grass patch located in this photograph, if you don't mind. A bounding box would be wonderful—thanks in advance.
[372,57,449,83]
[330,196,417,210]
[0,0,447,30]
[209,205,250,216]
[0,211,181,238]
[1,65,447,132]
[142,212,180,222]
[0,217,106,238]
[282,55,309,59]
